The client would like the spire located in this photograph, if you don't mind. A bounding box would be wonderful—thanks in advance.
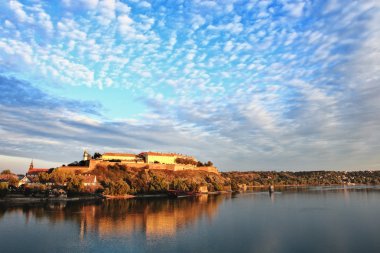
[29,160,34,171]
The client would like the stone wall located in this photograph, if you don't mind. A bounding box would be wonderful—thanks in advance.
[89,160,148,170]
[196,166,219,174]
[148,163,175,171]
[56,166,92,173]
[173,164,196,171]
[84,160,219,174]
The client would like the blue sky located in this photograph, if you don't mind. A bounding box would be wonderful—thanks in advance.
[0,0,380,173]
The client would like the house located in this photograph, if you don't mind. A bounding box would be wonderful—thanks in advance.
[82,175,98,187]
[26,161,50,177]
[17,175,31,187]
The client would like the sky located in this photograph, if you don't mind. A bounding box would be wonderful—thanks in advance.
[0,0,380,173]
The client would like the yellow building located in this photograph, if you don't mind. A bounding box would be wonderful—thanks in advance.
[140,152,177,164]
[102,153,138,162]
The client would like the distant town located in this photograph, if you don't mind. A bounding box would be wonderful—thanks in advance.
[1,150,380,200]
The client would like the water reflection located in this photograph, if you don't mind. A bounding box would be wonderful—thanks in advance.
[0,194,228,240]
[2,187,380,253]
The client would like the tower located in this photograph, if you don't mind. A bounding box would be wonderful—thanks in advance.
[29,160,34,171]
[83,150,90,161]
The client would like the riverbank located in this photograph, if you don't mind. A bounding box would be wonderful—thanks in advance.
[0,190,233,204]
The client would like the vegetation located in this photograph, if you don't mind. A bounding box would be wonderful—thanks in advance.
[222,170,380,186]
[175,157,197,166]
[91,163,227,194]
[3,164,380,199]
[196,161,214,167]
[92,152,102,159]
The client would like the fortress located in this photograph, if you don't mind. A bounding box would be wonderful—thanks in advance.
[56,151,219,174]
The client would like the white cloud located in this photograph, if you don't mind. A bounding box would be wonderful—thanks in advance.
[63,0,99,10]
[97,0,116,25]
[139,1,151,8]
[283,1,305,18]
[191,14,206,30]
[223,41,234,52]
[116,1,131,14]
[117,14,134,34]
[9,0,33,23]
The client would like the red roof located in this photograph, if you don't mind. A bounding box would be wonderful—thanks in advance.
[141,152,176,157]
[103,153,136,157]
[27,168,49,174]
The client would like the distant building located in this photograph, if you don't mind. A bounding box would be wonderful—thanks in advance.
[82,175,97,187]
[83,150,91,161]
[26,160,50,177]
[102,153,143,163]
[139,152,197,164]
[17,175,31,187]
[140,152,176,164]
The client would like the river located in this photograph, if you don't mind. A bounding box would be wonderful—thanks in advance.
[1,186,380,253]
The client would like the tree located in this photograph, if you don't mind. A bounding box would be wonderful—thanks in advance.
[172,178,189,191]
[149,175,169,192]
[103,180,131,195]
[67,176,84,193]
[1,169,12,175]
[93,152,102,159]
[8,176,19,187]
[50,170,73,185]
[39,172,51,183]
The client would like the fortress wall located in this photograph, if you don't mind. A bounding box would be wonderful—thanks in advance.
[56,166,92,173]
[89,160,147,170]
[173,164,197,171]
[148,163,175,171]
[196,166,219,174]
[87,160,218,174]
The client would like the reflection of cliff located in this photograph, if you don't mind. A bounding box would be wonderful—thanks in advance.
[0,194,228,239]
[80,195,226,239]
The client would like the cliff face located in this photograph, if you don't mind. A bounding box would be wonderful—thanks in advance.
[90,163,228,194]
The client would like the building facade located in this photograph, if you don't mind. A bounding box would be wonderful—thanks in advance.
[140,152,176,164]
[102,153,142,162]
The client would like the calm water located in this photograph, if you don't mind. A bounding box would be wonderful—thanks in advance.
[1,186,380,253]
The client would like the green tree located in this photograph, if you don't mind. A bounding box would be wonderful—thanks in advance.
[93,152,102,159]
[149,175,169,192]
[38,172,51,184]
[67,176,84,193]
[172,178,189,191]
[103,180,131,195]
[1,169,12,175]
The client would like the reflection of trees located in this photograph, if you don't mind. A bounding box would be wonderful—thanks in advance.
[0,194,228,239]
[81,195,226,239]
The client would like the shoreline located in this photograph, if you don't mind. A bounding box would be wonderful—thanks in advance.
[0,191,232,203]
[2,184,377,204]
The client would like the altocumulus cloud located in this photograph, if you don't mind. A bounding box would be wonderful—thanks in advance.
[0,0,380,171]
[0,76,235,170]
